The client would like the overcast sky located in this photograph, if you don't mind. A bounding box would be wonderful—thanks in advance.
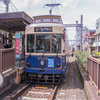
[0,0,100,42]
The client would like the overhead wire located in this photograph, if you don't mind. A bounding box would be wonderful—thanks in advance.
[10,3,14,12]
[54,0,60,15]
[10,0,19,12]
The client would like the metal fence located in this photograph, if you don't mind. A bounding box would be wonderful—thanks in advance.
[87,56,100,93]
[0,48,15,73]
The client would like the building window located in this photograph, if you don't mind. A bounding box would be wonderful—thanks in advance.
[95,35,97,41]
[98,34,100,41]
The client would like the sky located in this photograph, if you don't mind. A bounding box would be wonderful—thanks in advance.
[0,0,100,43]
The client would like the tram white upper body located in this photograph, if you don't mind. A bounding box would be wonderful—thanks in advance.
[26,23,65,27]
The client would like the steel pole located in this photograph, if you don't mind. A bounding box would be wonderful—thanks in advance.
[76,21,78,50]
[80,15,83,51]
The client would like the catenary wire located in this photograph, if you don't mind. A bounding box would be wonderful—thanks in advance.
[10,0,19,12]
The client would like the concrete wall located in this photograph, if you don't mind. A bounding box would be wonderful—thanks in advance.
[0,68,18,95]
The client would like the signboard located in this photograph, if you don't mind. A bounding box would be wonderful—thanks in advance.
[48,58,54,68]
[34,27,52,32]
[15,32,22,61]
[20,39,22,54]
[16,38,19,54]
[93,42,100,47]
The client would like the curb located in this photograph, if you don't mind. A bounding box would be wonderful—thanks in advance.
[75,60,91,100]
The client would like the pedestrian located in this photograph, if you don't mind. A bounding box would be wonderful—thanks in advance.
[72,53,74,57]
[0,41,5,49]
[1,42,5,49]
[7,40,12,48]
[0,41,2,49]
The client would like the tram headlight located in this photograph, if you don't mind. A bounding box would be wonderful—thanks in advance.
[26,63,30,67]
[56,64,60,67]
[40,60,45,66]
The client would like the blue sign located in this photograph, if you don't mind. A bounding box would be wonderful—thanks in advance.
[48,58,54,68]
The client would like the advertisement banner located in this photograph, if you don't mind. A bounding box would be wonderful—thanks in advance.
[16,38,19,54]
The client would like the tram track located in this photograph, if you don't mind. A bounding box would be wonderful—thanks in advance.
[9,83,58,100]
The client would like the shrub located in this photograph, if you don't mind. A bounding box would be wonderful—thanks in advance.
[74,51,89,69]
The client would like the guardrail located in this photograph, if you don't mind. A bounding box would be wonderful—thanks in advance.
[0,48,15,73]
[87,56,100,94]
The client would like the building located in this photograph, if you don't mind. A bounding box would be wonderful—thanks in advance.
[82,27,89,51]
[93,18,100,52]
[88,30,96,52]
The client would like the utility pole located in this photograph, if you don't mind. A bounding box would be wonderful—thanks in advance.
[80,15,83,51]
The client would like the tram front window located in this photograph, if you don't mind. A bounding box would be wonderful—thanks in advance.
[36,34,50,53]
[27,34,34,52]
[52,34,61,53]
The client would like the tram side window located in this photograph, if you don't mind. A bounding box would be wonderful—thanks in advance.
[35,19,41,23]
[36,34,50,53]
[52,34,61,53]
[27,35,34,52]
[43,18,51,23]
[52,18,59,23]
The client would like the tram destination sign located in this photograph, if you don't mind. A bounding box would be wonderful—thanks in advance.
[34,27,52,32]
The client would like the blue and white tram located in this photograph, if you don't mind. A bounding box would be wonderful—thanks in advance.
[25,15,69,84]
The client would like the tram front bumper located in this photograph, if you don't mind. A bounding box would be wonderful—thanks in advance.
[25,68,62,74]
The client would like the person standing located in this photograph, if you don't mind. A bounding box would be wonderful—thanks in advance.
[0,41,2,49]
[7,40,12,48]
[0,41,5,49]
[1,42,5,49]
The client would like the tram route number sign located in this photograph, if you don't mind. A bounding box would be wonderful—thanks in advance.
[16,38,19,54]
[48,58,54,68]
[34,27,52,32]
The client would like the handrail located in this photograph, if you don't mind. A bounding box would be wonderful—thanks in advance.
[0,48,15,73]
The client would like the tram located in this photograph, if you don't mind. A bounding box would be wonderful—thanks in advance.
[25,15,69,84]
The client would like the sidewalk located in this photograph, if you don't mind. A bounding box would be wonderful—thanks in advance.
[74,56,100,100]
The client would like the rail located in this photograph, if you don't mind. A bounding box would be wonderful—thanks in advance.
[0,48,15,73]
[87,56,100,94]
[10,83,58,100]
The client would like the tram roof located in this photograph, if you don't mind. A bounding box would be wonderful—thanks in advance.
[33,15,61,18]
[0,12,33,32]
[26,23,65,27]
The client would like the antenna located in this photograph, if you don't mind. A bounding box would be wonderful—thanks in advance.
[43,3,63,15]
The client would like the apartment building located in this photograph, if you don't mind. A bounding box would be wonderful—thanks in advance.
[93,18,100,52]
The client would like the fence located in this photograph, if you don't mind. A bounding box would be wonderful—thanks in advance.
[0,48,15,73]
[87,56,100,94]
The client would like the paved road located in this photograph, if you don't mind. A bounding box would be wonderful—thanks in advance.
[55,56,87,100]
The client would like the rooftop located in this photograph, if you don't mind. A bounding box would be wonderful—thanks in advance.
[0,12,33,32]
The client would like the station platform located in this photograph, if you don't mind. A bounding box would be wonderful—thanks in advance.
[74,56,100,100]
[0,60,25,98]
